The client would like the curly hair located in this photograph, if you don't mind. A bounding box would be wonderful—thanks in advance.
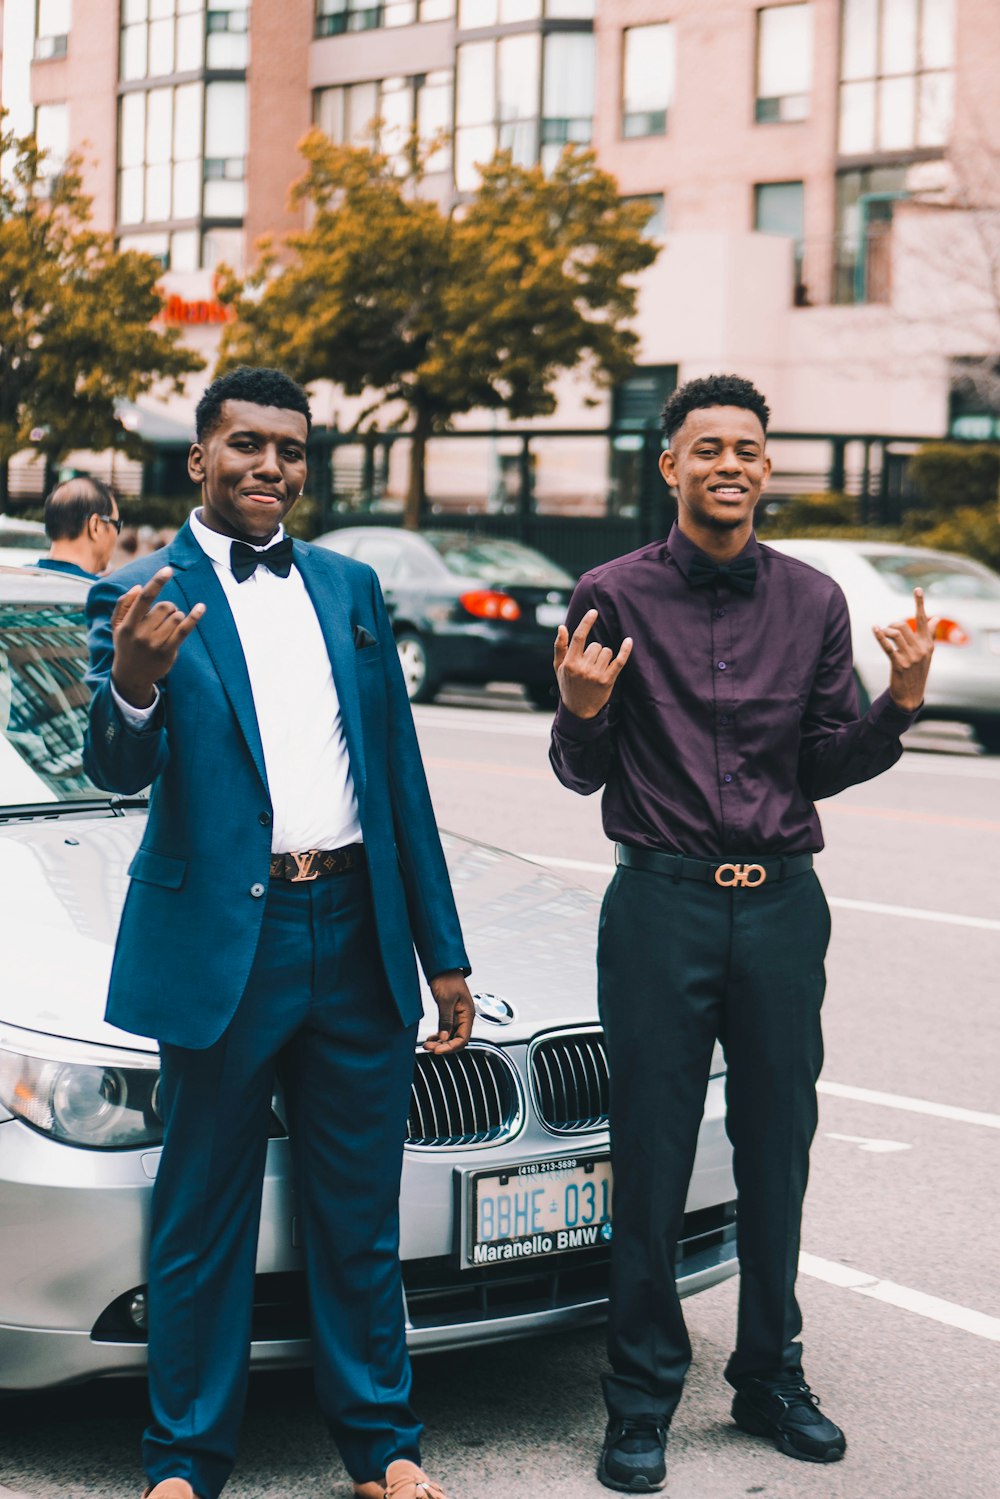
[660,374,770,443]
[195,366,312,441]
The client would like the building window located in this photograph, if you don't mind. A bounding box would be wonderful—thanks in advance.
[204,79,248,214]
[622,193,666,239]
[622,24,675,139]
[754,180,806,299]
[839,0,955,155]
[458,0,593,23]
[35,0,71,60]
[119,81,206,226]
[455,29,594,190]
[315,0,454,35]
[756,3,813,123]
[834,164,907,302]
[120,0,229,83]
[206,4,250,68]
[315,72,454,174]
[34,103,69,177]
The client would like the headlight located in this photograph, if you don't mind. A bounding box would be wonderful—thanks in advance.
[0,1025,161,1150]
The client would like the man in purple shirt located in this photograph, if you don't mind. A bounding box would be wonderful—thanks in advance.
[550,374,935,1493]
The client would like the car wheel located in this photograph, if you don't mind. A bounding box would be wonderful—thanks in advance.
[395,632,437,704]
[974,720,1000,755]
[526,681,558,710]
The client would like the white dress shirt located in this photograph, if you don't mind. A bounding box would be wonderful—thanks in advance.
[112,509,362,854]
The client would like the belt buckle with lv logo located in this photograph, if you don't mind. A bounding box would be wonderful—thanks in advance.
[289,851,319,883]
[714,862,767,888]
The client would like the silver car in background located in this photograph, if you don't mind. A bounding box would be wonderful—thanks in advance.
[769,540,1000,753]
[0,566,736,1392]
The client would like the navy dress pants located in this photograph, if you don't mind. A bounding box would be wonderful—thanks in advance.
[143,869,421,1498]
[597,864,831,1424]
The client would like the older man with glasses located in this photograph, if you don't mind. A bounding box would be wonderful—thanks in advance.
[29,475,122,581]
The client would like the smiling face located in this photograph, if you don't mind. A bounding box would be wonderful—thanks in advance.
[658,405,771,553]
[188,398,309,544]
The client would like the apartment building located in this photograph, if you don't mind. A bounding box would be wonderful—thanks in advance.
[3,1,1000,481]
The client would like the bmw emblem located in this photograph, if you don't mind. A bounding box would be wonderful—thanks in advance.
[600,1223,614,1243]
[473,992,517,1026]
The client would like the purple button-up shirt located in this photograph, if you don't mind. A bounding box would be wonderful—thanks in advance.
[549,525,916,858]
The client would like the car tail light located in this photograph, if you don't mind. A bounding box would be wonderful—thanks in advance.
[459,590,522,622]
[908,616,970,646]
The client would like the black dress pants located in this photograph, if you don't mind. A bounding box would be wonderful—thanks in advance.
[597,863,831,1423]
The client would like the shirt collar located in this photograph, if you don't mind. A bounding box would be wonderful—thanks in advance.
[35,558,98,579]
[666,521,760,583]
[189,508,287,572]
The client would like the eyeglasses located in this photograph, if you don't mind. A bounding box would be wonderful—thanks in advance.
[99,515,124,534]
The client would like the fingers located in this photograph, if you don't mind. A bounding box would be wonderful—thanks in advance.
[553,624,569,671]
[872,625,898,661]
[609,637,634,677]
[127,568,174,627]
[567,608,599,656]
[913,586,929,632]
[166,603,206,647]
[111,584,143,631]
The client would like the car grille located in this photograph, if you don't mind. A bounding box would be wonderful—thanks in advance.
[406,1044,521,1147]
[530,1029,609,1134]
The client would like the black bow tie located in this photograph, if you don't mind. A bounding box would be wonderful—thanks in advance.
[230,536,294,583]
[687,554,758,595]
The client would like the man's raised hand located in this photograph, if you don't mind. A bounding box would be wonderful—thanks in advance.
[553,608,633,720]
[111,568,205,709]
[873,585,935,714]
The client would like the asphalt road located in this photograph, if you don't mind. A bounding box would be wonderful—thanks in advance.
[3,691,999,1499]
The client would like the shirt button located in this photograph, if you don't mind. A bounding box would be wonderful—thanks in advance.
[250,883,265,898]
[723,773,734,783]
[716,608,727,618]
[258,811,272,827]
[719,715,730,725]
[717,660,728,671]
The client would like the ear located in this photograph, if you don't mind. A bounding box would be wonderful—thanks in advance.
[658,448,678,488]
[759,451,773,493]
[187,440,205,485]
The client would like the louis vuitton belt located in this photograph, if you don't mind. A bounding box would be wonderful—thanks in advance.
[269,844,367,882]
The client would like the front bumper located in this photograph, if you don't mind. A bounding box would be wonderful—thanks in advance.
[0,1077,736,1391]
[428,622,555,688]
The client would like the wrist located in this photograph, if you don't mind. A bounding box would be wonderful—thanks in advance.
[112,671,156,710]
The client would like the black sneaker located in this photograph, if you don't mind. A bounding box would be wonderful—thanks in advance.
[597,1418,669,1492]
[731,1372,846,1462]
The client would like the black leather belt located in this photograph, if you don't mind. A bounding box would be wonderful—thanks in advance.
[615,843,813,888]
[269,844,366,882]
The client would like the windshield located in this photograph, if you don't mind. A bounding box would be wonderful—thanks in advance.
[864,552,1000,601]
[429,535,574,586]
[0,602,103,805]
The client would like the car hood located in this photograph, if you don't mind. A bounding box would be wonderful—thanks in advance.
[0,814,601,1056]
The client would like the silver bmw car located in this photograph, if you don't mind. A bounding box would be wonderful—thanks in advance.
[0,566,737,1392]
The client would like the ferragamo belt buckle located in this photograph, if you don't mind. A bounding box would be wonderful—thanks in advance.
[714,862,767,888]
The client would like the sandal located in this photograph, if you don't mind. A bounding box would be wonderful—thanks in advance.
[384,1460,449,1499]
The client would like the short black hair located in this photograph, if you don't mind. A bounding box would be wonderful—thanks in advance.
[43,475,117,542]
[195,366,312,441]
[660,374,770,443]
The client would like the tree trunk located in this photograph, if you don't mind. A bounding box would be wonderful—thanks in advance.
[404,408,430,531]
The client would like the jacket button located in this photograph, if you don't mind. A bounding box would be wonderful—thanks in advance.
[258,811,271,827]
[250,883,265,898]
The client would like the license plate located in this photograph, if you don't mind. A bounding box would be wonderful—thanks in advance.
[461,1154,612,1268]
[536,603,566,628]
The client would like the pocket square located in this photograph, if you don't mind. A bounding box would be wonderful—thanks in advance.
[352,624,377,650]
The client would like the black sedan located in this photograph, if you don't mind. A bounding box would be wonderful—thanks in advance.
[315,527,574,705]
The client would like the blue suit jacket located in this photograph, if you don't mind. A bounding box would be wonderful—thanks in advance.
[83,521,470,1049]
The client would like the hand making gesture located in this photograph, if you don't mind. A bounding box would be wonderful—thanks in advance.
[111,567,206,709]
[873,586,935,713]
[553,607,633,720]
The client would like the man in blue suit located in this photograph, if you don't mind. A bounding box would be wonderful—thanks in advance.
[84,366,472,1499]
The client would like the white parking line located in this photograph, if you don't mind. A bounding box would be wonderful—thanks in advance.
[817,1081,1000,1130]
[517,855,1000,935]
[799,1253,1000,1342]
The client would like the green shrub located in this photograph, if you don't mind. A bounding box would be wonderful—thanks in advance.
[761,492,860,535]
[907,444,1000,512]
[906,505,1000,570]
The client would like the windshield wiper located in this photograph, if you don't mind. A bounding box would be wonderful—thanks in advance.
[0,795,149,823]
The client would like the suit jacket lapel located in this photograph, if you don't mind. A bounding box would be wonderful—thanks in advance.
[167,523,270,794]
[294,541,367,806]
